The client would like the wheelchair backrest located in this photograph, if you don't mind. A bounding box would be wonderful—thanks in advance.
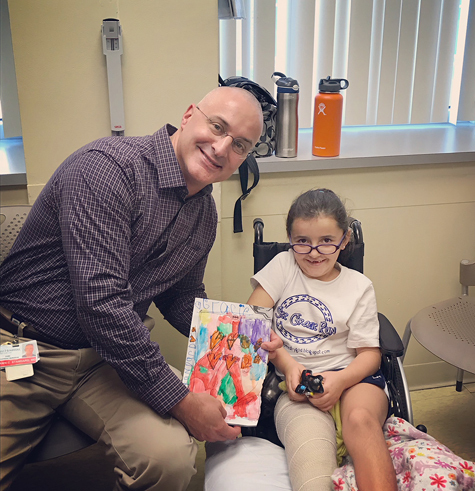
[253,217,364,275]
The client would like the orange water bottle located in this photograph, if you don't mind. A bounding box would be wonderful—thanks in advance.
[312,77,349,157]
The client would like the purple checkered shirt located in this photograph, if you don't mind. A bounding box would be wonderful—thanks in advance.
[0,125,217,414]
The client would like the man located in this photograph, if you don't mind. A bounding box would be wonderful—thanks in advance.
[0,87,281,490]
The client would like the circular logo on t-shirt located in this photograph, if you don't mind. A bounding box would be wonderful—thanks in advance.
[275,294,336,344]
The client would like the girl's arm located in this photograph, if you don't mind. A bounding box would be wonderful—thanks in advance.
[309,347,381,412]
[247,284,275,309]
[247,285,305,401]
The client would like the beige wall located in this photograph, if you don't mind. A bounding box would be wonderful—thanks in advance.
[7,0,218,202]
[2,0,475,388]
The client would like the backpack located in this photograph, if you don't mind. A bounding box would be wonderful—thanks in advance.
[218,75,277,232]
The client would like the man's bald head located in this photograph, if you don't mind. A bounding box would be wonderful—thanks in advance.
[198,87,263,140]
[171,86,264,196]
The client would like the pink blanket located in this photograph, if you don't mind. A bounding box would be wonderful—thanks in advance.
[332,417,475,491]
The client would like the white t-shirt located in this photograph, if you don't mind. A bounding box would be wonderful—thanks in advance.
[251,250,379,375]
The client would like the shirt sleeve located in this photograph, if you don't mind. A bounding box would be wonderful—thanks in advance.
[58,151,188,415]
[154,253,209,336]
[346,281,380,349]
[250,251,291,303]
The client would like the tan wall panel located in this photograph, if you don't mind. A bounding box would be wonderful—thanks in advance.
[8,0,218,195]
[0,186,28,205]
[222,162,475,218]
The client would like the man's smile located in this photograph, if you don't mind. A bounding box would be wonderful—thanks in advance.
[199,147,222,169]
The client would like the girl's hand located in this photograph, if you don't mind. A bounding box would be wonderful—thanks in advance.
[283,361,308,402]
[308,371,346,412]
[260,330,283,360]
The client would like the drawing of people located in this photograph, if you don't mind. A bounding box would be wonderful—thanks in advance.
[188,312,270,422]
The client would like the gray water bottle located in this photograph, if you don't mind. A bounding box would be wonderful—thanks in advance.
[272,72,299,158]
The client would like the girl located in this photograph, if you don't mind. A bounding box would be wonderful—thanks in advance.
[247,189,397,491]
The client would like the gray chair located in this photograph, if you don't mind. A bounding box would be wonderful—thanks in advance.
[402,259,475,392]
[0,205,32,263]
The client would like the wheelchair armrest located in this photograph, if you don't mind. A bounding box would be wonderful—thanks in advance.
[378,313,404,358]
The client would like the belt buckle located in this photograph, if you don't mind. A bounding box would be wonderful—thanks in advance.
[1,311,27,344]
[11,317,27,338]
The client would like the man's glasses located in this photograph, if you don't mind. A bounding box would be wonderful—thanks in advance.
[290,232,347,255]
[196,106,252,156]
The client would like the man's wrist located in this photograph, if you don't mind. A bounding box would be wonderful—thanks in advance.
[168,392,192,421]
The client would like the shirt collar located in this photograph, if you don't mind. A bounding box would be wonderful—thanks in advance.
[152,125,213,201]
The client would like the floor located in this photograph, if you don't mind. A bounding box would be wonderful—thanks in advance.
[10,383,475,491]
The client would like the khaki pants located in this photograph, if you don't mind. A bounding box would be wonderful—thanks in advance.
[0,329,198,491]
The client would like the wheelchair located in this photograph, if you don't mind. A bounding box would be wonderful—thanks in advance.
[240,217,414,447]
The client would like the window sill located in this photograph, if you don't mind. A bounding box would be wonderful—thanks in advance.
[0,137,27,187]
[1,123,474,187]
[254,122,475,173]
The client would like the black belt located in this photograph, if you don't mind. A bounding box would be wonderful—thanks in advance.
[0,310,57,345]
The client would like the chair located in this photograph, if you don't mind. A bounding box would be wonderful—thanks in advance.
[241,217,414,447]
[402,259,475,392]
[0,205,32,263]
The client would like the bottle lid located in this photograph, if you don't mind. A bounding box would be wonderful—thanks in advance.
[272,72,299,93]
[319,76,349,92]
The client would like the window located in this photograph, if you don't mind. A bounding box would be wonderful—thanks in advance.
[0,0,22,140]
[219,0,474,129]
[0,0,26,183]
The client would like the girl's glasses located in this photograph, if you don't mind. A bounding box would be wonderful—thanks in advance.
[289,232,347,255]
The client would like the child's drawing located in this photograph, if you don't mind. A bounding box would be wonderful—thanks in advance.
[183,298,273,426]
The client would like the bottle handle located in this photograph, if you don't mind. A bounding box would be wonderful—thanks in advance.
[338,79,349,90]
[271,72,286,83]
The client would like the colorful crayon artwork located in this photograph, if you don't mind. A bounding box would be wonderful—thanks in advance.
[183,298,273,426]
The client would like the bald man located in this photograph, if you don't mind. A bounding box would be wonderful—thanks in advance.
[0,87,281,491]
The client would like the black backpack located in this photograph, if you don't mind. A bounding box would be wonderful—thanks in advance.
[218,75,277,232]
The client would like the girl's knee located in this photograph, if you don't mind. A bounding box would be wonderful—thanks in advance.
[343,406,381,432]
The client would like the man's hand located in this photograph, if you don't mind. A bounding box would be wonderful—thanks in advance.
[261,330,283,360]
[169,392,241,442]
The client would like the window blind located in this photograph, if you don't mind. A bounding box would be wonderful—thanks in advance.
[219,0,474,128]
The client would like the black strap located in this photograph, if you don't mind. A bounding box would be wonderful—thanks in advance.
[233,154,260,233]
[219,73,265,233]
